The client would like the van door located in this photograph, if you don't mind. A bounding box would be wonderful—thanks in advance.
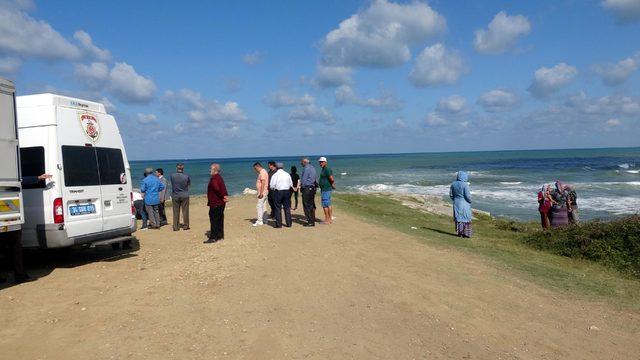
[60,145,103,238]
[96,147,131,232]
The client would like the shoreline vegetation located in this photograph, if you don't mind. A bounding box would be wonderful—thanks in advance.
[332,192,640,310]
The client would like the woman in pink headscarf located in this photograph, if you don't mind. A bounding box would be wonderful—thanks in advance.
[537,184,553,229]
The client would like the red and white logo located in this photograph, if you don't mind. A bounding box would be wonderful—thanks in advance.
[78,113,101,143]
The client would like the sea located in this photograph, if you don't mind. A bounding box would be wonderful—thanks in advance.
[130,147,640,221]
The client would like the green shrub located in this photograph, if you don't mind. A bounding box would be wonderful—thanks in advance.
[522,216,640,277]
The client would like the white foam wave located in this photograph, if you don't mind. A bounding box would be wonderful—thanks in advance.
[618,163,630,169]
[499,181,522,185]
[578,197,640,215]
[351,183,449,197]
[627,170,639,174]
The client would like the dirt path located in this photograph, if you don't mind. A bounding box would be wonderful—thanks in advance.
[1,195,639,359]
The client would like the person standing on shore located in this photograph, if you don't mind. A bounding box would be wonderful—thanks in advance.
[252,162,269,227]
[300,157,317,227]
[156,168,169,227]
[170,163,191,231]
[290,166,300,211]
[550,181,570,228]
[449,171,473,238]
[140,167,165,229]
[205,163,228,243]
[318,157,336,224]
[267,161,277,219]
[270,162,293,228]
[566,185,579,224]
[537,184,553,229]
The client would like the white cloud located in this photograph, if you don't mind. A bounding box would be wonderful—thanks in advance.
[74,62,109,88]
[263,90,315,108]
[0,56,22,74]
[174,123,186,134]
[73,30,111,61]
[315,64,353,88]
[565,92,640,115]
[605,118,621,129]
[288,104,335,125]
[136,113,157,124]
[473,11,531,54]
[425,111,447,126]
[163,89,248,130]
[99,96,116,113]
[320,0,446,68]
[478,89,519,112]
[0,5,81,60]
[409,43,466,87]
[243,51,264,65]
[108,62,156,104]
[528,62,578,98]
[393,118,407,129]
[334,85,403,112]
[303,127,315,137]
[436,95,466,113]
[602,0,640,23]
[593,53,639,86]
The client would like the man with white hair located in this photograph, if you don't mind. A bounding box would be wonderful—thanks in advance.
[205,163,228,243]
[318,156,336,224]
[269,162,293,228]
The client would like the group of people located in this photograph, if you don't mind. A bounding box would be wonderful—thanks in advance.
[135,164,191,231]
[537,181,579,229]
[252,157,335,230]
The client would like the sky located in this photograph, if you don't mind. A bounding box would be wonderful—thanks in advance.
[1,0,639,160]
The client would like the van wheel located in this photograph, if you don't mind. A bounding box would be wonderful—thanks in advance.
[111,242,121,250]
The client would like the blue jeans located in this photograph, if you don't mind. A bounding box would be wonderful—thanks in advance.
[321,190,332,208]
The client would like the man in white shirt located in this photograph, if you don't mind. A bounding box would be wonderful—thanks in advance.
[269,162,293,228]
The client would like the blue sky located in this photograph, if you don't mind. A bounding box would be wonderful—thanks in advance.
[1,0,639,160]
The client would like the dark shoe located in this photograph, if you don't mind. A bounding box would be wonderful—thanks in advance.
[203,238,218,244]
[274,226,282,229]
[14,273,35,284]
[173,228,179,231]
[182,226,190,231]
[303,223,315,227]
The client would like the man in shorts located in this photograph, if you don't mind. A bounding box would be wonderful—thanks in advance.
[318,157,336,224]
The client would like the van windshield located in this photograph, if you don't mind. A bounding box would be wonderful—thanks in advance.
[61,146,125,187]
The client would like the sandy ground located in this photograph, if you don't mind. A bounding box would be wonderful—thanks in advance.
[1,195,639,360]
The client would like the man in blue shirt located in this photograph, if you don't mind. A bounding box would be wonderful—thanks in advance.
[299,157,317,226]
[140,167,165,229]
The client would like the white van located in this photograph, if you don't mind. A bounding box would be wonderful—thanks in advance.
[16,94,136,248]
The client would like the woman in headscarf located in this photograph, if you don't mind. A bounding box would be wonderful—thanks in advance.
[550,180,569,228]
[537,184,553,229]
[450,171,473,238]
[565,184,579,224]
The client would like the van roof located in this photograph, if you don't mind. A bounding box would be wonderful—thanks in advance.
[17,93,107,114]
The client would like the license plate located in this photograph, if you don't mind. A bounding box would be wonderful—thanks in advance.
[69,204,96,216]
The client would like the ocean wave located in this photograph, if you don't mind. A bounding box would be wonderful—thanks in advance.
[618,163,630,169]
[627,170,640,174]
[350,183,449,197]
[499,181,522,185]
[578,196,640,215]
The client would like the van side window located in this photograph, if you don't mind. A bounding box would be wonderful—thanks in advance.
[61,146,99,186]
[96,148,125,185]
[20,146,46,189]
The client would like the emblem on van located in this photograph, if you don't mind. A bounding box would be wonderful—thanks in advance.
[78,112,101,143]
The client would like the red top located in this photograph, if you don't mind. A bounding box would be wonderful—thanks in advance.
[207,174,228,207]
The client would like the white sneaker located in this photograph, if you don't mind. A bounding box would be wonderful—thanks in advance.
[252,222,263,227]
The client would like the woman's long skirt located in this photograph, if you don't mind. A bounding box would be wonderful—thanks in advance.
[455,221,473,238]
[551,206,569,228]
[568,206,579,224]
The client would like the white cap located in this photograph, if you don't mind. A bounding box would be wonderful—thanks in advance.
[318,156,327,162]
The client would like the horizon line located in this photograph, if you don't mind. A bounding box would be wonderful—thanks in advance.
[128,145,640,163]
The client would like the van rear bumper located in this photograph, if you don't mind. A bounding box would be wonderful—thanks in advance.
[35,224,132,248]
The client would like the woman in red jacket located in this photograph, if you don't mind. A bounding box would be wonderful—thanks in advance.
[205,163,228,243]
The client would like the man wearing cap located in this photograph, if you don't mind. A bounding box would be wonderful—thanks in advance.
[318,157,336,224]
[269,162,293,228]
[170,163,191,231]
[299,157,317,226]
